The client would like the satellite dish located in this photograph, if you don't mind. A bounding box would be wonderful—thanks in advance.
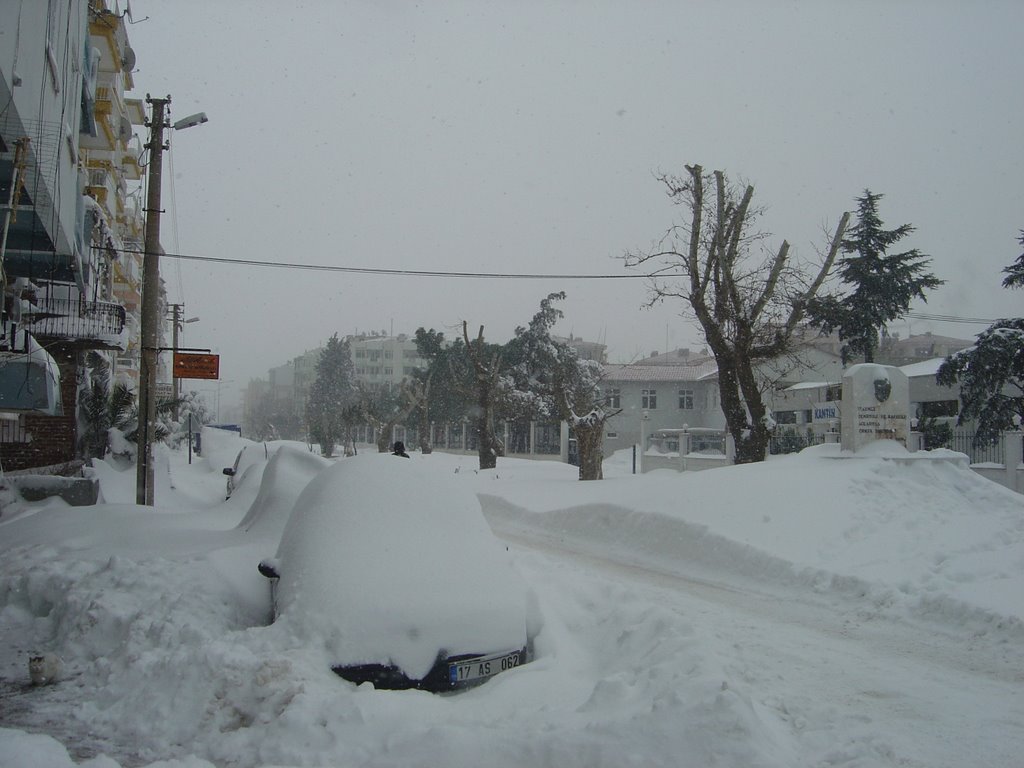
[121,45,136,73]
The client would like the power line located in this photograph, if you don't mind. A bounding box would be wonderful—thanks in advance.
[121,247,658,280]
[118,246,1005,324]
[905,312,999,325]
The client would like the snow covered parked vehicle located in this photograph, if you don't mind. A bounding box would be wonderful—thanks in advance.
[258,452,534,692]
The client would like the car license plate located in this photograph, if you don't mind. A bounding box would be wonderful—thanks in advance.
[449,650,521,684]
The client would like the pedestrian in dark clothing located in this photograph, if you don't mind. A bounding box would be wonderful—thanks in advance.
[392,441,410,458]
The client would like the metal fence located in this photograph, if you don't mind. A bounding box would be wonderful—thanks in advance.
[949,428,1005,465]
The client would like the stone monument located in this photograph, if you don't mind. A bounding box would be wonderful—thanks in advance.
[840,364,910,453]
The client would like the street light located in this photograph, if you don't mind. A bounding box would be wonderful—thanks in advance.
[214,379,234,423]
[136,95,207,506]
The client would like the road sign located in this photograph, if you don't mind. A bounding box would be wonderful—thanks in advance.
[173,352,220,380]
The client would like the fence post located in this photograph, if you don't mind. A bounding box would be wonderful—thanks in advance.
[908,430,922,452]
[1004,429,1023,494]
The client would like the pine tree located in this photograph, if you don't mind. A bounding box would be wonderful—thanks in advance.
[1002,231,1024,289]
[505,293,618,480]
[937,318,1024,445]
[937,232,1024,444]
[305,334,357,457]
[810,190,943,363]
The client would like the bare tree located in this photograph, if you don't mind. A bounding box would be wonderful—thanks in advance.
[462,322,504,470]
[627,164,849,464]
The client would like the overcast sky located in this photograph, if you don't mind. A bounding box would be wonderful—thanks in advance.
[125,1,1023,410]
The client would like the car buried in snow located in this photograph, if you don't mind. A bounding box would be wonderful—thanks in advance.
[258,452,535,692]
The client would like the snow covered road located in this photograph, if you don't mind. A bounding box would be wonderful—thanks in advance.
[486,502,1024,768]
[1,440,1022,767]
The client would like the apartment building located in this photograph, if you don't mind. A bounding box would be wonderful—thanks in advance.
[350,333,428,390]
[0,0,144,471]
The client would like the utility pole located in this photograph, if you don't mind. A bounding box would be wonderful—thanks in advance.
[136,95,169,506]
[135,98,208,505]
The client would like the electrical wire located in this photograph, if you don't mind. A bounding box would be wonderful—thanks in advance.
[111,247,1012,327]
[904,312,1000,325]
[118,247,658,280]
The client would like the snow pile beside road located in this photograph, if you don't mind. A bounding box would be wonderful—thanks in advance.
[465,444,1024,624]
[0,443,1022,767]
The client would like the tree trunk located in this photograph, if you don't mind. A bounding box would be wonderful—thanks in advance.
[416,378,432,454]
[476,389,499,470]
[574,422,604,480]
[418,415,432,454]
[375,420,390,452]
[734,348,770,464]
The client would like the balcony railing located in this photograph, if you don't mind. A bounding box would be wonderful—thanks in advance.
[22,297,127,347]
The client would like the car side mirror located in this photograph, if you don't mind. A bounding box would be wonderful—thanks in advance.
[223,467,235,476]
[258,559,280,580]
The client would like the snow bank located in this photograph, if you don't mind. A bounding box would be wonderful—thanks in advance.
[0,441,1022,767]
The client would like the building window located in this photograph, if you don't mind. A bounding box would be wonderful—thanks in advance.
[919,400,959,418]
[355,349,366,359]
[606,388,620,409]
[826,384,841,402]
[678,389,694,410]
[776,410,797,425]
[642,389,657,409]
[383,367,393,376]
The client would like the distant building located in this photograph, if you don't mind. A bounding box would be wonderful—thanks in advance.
[600,358,721,456]
[242,334,430,440]
[350,333,427,390]
[876,331,973,367]
[554,335,607,364]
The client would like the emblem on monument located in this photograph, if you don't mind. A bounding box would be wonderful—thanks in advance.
[873,377,892,403]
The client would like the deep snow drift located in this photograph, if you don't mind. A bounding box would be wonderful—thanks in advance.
[1,432,1022,768]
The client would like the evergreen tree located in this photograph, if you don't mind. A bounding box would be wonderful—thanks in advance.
[305,334,356,457]
[937,233,1024,445]
[505,292,618,480]
[809,190,943,363]
[357,381,415,453]
[413,328,473,427]
[1002,230,1024,289]
[937,318,1024,445]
